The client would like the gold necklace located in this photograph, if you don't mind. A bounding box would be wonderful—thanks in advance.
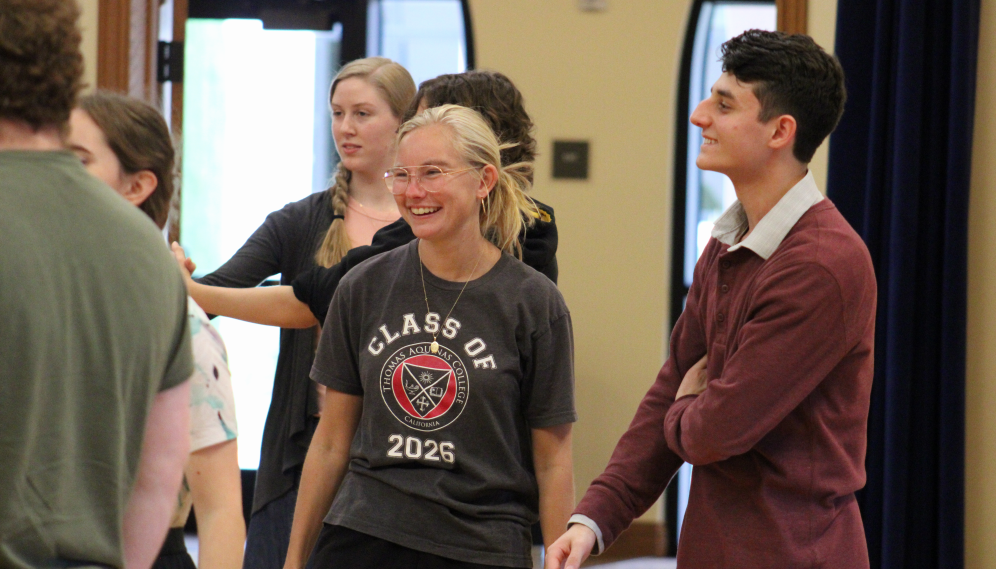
[418,242,485,354]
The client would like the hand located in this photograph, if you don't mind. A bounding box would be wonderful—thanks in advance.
[545,524,596,569]
[675,354,708,399]
[170,242,196,284]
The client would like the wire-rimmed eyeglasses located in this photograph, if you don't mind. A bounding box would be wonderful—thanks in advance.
[383,165,480,195]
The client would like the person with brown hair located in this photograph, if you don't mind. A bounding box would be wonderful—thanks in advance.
[546,30,874,569]
[188,56,414,569]
[0,1,193,568]
[71,92,176,227]
[407,71,537,176]
[67,91,245,569]
[284,105,575,569]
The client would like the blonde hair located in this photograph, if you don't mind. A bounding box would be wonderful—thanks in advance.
[315,57,415,267]
[398,104,539,257]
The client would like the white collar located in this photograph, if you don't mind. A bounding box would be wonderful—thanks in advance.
[711,170,824,260]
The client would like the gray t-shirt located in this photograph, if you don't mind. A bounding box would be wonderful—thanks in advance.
[0,151,193,568]
[312,240,575,568]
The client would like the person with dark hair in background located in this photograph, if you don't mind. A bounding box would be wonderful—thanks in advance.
[67,91,245,569]
[0,1,193,568]
[546,30,876,569]
[173,70,558,330]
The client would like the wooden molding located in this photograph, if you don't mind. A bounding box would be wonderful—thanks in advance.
[166,0,188,245]
[97,0,158,102]
[583,522,668,566]
[97,0,129,92]
[776,0,808,35]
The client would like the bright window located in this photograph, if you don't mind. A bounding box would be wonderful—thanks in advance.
[368,0,469,87]
[179,3,470,470]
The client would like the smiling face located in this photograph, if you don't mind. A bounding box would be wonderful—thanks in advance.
[393,124,494,246]
[331,77,401,178]
[690,72,777,181]
[66,109,130,194]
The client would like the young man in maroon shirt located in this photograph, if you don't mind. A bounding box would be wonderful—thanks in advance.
[546,30,876,569]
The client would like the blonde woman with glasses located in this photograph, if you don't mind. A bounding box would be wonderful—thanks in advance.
[283,105,576,569]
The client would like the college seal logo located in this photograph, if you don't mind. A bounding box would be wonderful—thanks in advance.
[380,342,469,431]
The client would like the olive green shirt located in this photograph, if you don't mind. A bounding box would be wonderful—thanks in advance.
[0,151,193,568]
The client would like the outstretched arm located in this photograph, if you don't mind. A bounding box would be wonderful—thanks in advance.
[172,242,318,328]
[532,423,575,552]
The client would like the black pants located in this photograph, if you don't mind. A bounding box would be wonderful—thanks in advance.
[307,524,518,569]
[151,527,196,569]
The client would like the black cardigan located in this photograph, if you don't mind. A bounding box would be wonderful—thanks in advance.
[195,191,332,514]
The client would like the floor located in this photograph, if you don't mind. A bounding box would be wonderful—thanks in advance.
[587,558,677,569]
[531,546,677,569]
[184,536,677,568]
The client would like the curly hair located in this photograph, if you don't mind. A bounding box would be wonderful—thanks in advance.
[79,92,176,230]
[0,0,85,129]
[720,29,846,163]
[405,71,537,181]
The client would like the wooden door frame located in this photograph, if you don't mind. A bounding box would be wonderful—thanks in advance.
[166,0,187,243]
[777,0,808,34]
[97,0,160,104]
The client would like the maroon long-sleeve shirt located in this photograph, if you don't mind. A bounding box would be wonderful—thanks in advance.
[575,191,876,568]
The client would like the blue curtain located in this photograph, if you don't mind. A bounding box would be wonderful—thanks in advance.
[826,1,980,568]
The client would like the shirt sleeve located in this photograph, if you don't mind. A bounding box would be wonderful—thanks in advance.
[310,281,363,396]
[159,274,195,392]
[292,218,416,323]
[187,299,239,451]
[521,312,577,428]
[292,263,347,324]
[520,199,559,284]
[568,514,605,555]
[195,200,300,289]
[663,261,848,466]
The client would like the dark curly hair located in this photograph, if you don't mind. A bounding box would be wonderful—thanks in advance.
[0,0,85,129]
[405,70,537,181]
[720,29,846,163]
[78,92,176,229]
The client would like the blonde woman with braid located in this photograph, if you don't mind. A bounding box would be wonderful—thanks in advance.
[284,105,575,569]
[190,57,414,569]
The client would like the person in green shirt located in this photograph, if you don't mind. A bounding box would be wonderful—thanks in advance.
[0,1,194,567]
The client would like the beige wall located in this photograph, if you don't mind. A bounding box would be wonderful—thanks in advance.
[966,0,996,567]
[807,0,838,189]
[468,0,685,521]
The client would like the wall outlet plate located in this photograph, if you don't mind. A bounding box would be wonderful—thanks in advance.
[552,140,590,180]
[578,0,608,12]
